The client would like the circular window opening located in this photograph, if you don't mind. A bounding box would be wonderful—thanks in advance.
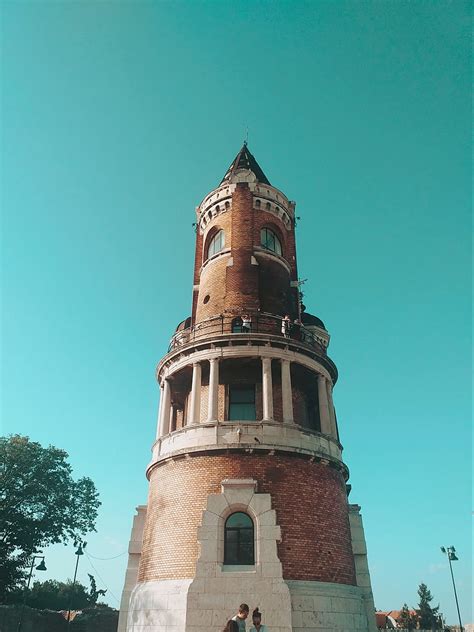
[203,295,210,304]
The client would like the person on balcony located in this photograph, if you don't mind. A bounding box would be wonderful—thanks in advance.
[242,313,252,333]
[281,315,291,338]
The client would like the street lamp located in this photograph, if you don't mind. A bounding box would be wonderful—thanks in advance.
[66,540,87,626]
[440,546,463,632]
[17,555,47,632]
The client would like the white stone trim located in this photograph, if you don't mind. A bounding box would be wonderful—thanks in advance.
[287,579,376,631]
[198,184,235,215]
[253,196,292,228]
[200,248,231,273]
[118,505,147,632]
[253,248,292,274]
[126,578,193,631]
[161,343,332,382]
[186,481,292,632]
[149,420,342,468]
[221,478,257,492]
[349,504,378,632]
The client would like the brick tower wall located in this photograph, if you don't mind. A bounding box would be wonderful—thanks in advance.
[194,182,299,324]
[138,455,356,586]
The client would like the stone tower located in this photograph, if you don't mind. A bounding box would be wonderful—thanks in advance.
[119,145,377,632]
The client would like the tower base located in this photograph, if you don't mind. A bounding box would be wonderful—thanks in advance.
[124,578,375,632]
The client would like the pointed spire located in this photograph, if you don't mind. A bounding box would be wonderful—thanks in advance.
[220,143,271,185]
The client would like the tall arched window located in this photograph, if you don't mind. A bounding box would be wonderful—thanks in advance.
[207,230,225,259]
[260,227,282,255]
[224,512,255,565]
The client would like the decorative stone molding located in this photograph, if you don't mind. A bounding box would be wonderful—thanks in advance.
[221,478,257,493]
[253,247,292,274]
[197,180,295,231]
[199,197,232,232]
[253,196,292,228]
[184,481,292,632]
[200,248,231,272]
[148,420,344,474]
[159,343,333,384]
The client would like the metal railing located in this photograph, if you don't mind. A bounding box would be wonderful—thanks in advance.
[168,312,328,354]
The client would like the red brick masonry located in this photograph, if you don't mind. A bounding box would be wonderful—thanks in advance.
[139,453,356,586]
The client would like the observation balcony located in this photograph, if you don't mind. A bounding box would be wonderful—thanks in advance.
[169,312,329,355]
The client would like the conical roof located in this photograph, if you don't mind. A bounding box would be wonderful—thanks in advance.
[220,143,271,185]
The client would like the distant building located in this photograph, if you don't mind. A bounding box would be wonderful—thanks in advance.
[118,145,377,631]
[376,609,417,629]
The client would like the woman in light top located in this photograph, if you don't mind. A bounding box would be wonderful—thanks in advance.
[249,608,268,632]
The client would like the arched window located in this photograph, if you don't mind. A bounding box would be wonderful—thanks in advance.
[260,227,282,255]
[224,512,255,565]
[207,230,225,259]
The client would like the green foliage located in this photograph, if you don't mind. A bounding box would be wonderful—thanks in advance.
[5,575,107,610]
[397,603,418,630]
[31,579,91,610]
[417,582,441,630]
[0,435,100,599]
[86,574,107,604]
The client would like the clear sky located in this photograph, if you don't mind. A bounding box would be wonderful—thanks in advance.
[2,0,471,625]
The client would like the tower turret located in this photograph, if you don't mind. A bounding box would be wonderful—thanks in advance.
[119,146,377,632]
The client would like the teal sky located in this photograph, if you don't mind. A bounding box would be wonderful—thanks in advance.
[2,1,471,624]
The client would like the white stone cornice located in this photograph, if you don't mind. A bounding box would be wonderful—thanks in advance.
[253,248,292,274]
[160,344,332,381]
[200,249,231,273]
[147,420,344,474]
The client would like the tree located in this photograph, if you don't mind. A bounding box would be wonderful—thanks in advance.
[0,435,100,599]
[87,573,107,605]
[397,603,418,630]
[417,582,441,630]
[5,575,106,610]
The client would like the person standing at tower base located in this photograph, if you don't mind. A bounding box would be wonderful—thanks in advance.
[249,608,268,632]
[232,604,249,631]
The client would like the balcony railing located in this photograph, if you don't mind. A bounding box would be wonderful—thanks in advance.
[168,312,328,354]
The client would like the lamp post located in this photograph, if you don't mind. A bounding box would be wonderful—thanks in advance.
[440,546,463,632]
[16,555,47,632]
[66,539,87,627]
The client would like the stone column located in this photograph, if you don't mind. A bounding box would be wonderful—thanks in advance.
[281,359,294,423]
[159,379,172,436]
[189,362,202,424]
[169,405,175,433]
[326,379,338,439]
[207,358,219,422]
[155,385,164,439]
[317,374,332,436]
[262,357,274,421]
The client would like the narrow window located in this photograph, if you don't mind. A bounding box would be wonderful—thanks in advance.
[260,228,282,255]
[224,512,255,565]
[229,385,256,421]
[207,230,225,259]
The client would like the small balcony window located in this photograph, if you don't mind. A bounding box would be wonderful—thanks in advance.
[207,230,225,259]
[232,317,243,333]
[224,512,255,565]
[229,385,256,421]
[260,227,282,256]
